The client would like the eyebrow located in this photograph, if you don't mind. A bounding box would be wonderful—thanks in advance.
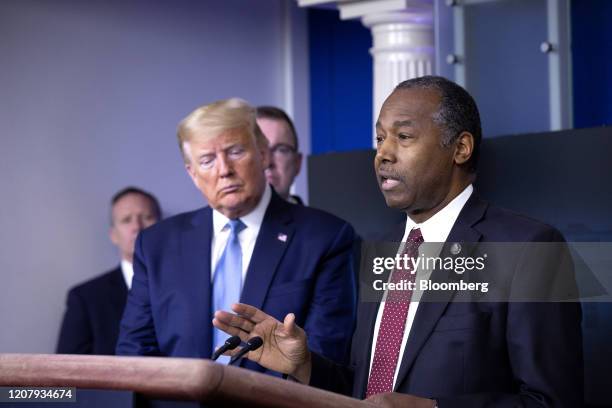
[375,119,413,129]
[197,152,215,161]
[393,120,413,128]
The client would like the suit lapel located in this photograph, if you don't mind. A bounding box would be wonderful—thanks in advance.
[393,194,487,391]
[354,222,406,398]
[354,300,383,398]
[181,207,213,357]
[240,192,294,310]
[108,267,128,315]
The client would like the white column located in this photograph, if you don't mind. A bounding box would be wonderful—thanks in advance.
[362,7,434,146]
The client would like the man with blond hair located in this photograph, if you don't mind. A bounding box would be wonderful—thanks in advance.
[117,98,356,371]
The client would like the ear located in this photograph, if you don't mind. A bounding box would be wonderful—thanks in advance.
[109,226,119,246]
[454,131,474,167]
[295,152,303,175]
[259,143,271,170]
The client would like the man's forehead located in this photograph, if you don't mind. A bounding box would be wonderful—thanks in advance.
[113,193,152,211]
[377,88,440,125]
[188,127,253,148]
[257,118,292,139]
[376,102,418,128]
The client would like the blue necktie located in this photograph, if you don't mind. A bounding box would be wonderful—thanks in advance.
[212,219,246,363]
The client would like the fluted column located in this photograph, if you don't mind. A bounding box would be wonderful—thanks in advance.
[362,7,434,146]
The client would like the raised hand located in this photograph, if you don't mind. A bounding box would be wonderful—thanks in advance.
[213,303,312,382]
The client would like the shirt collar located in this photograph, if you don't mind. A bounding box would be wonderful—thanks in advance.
[403,184,474,243]
[212,183,272,234]
[120,259,134,290]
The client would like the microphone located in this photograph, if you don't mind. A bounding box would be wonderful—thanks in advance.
[229,336,263,365]
[211,335,241,361]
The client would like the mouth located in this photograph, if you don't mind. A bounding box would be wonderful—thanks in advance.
[265,171,278,181]
[381,177,401,191]
[219,184,242,194]
[378,170,402,191]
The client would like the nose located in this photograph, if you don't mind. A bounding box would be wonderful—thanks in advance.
[375,136,396,165]
[133,217,145,231]
[267,154,277,170]
[217,153,234,177]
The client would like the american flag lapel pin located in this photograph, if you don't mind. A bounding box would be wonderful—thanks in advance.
[277,233,287,242]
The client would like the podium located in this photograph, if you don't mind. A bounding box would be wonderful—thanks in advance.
[0,354,370,407]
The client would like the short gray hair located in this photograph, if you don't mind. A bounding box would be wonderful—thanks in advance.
[395,76,482,173]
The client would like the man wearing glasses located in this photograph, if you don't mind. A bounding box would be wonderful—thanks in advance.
[256,106,304,205]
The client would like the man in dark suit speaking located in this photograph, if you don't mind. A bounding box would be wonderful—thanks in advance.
[116,98,356,368]
[212,77,583,407]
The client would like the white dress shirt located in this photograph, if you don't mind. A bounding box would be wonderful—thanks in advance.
[121,259,134,290]
[210,183,271,285]
[368,184,474,388]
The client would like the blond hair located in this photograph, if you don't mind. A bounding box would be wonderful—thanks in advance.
[177,98,267,163]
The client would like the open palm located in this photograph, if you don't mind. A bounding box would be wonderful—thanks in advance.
[213,303,309,376]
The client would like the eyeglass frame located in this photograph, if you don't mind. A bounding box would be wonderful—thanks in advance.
[269,143,299,158]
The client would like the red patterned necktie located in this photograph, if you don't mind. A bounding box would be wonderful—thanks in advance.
[365,228,424,398]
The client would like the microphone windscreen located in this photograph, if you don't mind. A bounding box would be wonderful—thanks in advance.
[247,336,263,350]
[226,335,241,349]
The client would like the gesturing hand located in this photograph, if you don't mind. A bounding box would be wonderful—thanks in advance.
[213,303,312,383]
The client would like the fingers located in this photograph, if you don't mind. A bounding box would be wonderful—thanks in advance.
[231,303,274,323]
[214,310,255,332]
[282,313,299,337]
[212,318,250,343]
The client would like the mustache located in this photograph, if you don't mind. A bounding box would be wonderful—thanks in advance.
[377,166,404,181]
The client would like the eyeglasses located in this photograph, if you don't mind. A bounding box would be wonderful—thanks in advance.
[269,143,297,158]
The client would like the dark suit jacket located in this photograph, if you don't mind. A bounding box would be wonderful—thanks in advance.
[57,267,128,355]
[289,194,304,206]
[310,193,584,407]
[116,191,356,367]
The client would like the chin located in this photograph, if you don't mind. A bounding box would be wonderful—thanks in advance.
[386,201,405,210]
[383,194,412,211]
[223,196,258,216]
[221,199,246,212]
[275,186,290,197]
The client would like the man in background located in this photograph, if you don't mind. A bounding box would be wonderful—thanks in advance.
[57,187,162,355]
[256,106,303,205]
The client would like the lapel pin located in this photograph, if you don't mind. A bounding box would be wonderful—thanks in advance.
[450,242,461,255]
[277,233,287,242]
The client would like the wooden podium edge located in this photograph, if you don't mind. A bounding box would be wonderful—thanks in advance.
[0,354,371,407]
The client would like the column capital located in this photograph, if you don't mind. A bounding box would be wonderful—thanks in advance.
[361,7,433,28]
[297,0,432,20]
[362,10,434,56]
[298,0,435,147]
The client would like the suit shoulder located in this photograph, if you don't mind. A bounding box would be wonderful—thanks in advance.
[479,204,564,242]
[291,204,353,231]
[69,268,122,297]
[140,207,207,238]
